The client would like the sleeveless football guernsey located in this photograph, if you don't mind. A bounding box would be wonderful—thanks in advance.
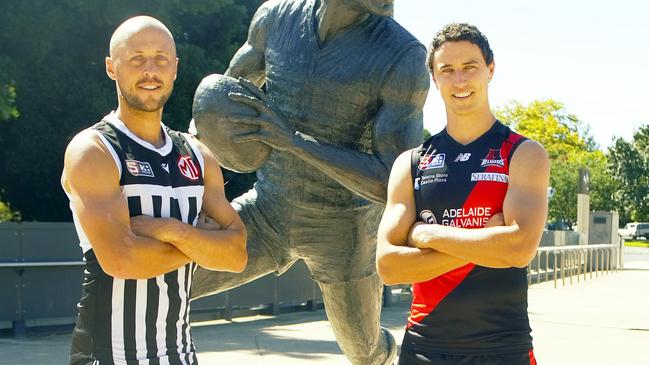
[67,112,204,365]
[403,121,533,356]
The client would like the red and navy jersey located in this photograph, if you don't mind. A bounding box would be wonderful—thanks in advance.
[404,121,532,355]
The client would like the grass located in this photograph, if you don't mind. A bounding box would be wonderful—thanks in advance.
[624,240,649,248]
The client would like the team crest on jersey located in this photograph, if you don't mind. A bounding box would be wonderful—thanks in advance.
[178,155,200,181]
[480,149,505,167]
[125,160,155,178]
[418,153,445,171]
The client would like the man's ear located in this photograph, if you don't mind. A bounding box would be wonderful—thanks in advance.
[488,59,495,82]
[106,57,117,80]
[432,72,440,90]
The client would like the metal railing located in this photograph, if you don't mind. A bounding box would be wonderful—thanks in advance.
[0,261,85,268]
[527,244,620,288]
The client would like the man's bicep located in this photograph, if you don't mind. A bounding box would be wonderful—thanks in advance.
[373,46,430,168]
[65,134,132,257]
[379,150,417,246]
[503,141,550,239]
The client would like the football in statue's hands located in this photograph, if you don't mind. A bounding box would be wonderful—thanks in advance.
[192,74,271,173]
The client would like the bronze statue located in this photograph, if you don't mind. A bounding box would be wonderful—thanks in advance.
[192,1,429,363]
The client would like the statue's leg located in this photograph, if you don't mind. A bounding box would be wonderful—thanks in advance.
[191,189,294,300]
[318,274,396,365]
[297,205,396,365]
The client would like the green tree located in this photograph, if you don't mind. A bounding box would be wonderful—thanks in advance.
[0,57,19,122]
[0,56,21,220]
[496,99,616,227]
[608,125,649,224]
[0,0,261,221]
[423,128,432,141]
[0,196,20,222]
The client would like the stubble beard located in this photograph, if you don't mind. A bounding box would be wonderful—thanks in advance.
[121,86,173,113]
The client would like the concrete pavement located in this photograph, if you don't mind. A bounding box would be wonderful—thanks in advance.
[1,247,648,365]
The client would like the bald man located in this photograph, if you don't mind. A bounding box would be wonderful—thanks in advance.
[61,16,247,365]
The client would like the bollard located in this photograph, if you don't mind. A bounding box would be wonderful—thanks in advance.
[553,251,558,288]
[561,251,566,286]
[545,252,550,281]
[583,249,587,281]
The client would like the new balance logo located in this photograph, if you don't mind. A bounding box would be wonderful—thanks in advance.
[454,153,471,162]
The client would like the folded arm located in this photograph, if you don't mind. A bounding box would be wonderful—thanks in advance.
[130,138,247,273]
[376,150,468,285]
[410,141,550,268]
[62,130,191,280]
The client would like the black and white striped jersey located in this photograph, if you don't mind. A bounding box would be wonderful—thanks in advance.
[67,112,204,365]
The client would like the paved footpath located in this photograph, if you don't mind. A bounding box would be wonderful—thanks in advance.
[2,247,648,365]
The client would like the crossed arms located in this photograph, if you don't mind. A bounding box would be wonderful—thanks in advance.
[62,130,247,280]
[376,140,550,285]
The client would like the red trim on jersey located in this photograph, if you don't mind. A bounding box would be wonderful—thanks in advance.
[407,263,475,328]
[456,131,524,228]
[529,349,537,365]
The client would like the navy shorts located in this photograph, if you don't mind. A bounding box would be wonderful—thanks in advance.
[398,349,537,365]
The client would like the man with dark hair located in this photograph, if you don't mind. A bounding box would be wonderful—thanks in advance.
[190,0,430,364]
[376,23,548,364]
[62,16,247,365]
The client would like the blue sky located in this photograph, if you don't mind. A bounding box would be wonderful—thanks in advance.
[394,0,648,148]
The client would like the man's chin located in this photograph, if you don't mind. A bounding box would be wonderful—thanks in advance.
[129,102,165,113]
[125,96,169,113]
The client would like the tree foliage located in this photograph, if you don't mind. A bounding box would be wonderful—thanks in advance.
[496,100,617,227]
[608,125,649,224]
[0,0,261,221]
[0,56,19,122]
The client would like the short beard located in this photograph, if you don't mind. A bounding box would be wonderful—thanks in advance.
[121,87,173,112]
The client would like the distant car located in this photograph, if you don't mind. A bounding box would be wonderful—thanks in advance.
[618,222,649,240]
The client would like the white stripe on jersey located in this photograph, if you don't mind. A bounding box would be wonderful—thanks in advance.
[135,279,149,362]
[139,193,154,216]
[112,279,126,361]
[122,184,204,223]
[185,265,195,365]
[176,265,189,365]
[156,275,170,359]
